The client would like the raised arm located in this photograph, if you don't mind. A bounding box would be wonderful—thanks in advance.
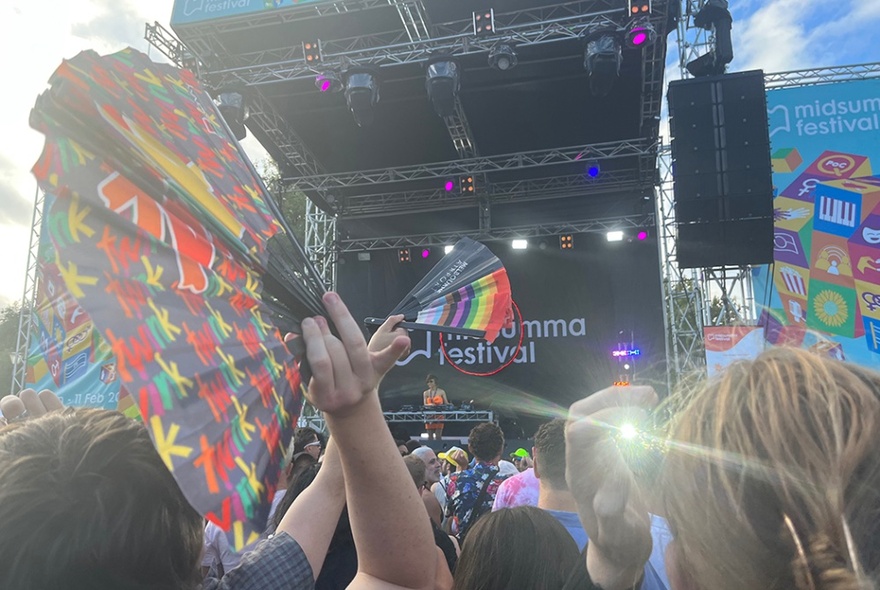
[302,296,435,590]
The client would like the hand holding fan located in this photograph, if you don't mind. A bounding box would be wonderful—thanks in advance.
[30,48,327,549]
[365,238,513,343]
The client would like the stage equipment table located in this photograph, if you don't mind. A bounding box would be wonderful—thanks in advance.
[298,410,495,432]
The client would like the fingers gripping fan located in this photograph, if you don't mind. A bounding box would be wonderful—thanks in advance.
[29,48,329,550]
[366,238,513,343]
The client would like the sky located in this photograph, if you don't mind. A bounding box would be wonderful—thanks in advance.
[0,0,878,309]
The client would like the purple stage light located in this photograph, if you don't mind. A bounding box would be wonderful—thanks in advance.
[320,79,332,92]
[631,29,648,46]
[444,180,455,192]
[421,248,431,258]
[637,230,648,241]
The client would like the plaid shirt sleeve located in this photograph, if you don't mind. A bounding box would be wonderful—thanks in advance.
[202,532,314,590]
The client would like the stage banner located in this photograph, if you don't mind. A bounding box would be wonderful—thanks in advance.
[172,0,328,26]
[24,192,122,410]
[337,233,666,436]
[756,77,880,367]
[704,326,764,377]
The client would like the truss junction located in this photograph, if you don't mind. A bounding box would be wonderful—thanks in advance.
[147,0,671,270]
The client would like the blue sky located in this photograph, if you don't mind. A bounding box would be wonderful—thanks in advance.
[0,0,878,307]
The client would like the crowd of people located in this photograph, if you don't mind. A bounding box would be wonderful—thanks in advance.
[0,292,878,589]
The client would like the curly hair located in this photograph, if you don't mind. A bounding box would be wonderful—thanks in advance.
[468,422,504,462]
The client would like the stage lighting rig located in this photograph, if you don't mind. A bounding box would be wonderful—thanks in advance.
[315,70,342,93]
[460,176,474,194]
[398,248,411,263]
[426,57,460,118]
[628,0,652,15]
[687,0,733,76]
[584,32,622,97]
[473,10,495,35]
[488,43,518,71]
[625,19,657,48]
[303,40,321,64]
[560,235,574,250]
[214,89,248,140]
[344,68,380,127]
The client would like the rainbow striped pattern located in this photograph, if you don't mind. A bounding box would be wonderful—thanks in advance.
[415,268,512,343]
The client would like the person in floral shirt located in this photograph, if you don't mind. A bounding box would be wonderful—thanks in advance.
[445,422,509,539]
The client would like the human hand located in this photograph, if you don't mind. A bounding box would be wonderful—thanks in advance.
[566,385,658,590]
[367,314,411,366]
[302,292,410,418]
[0,388,64,426]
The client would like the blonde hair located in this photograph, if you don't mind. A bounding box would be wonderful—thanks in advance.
[662,347,880,590]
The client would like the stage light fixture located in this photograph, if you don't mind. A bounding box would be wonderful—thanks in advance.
[512,239,528,250]
[625,20,657,48]
[426,58,460,118]
[637,230,649,241]
[488,43,518,71]
[344,69,380,127]
[628,0,652,15]
[421,248,431,259]
[460,176,474,194]
[606,231,624,242]
[398,248,411,263]
[214,89,248,140]
[315,71,342,93]
[303,41,321,64]
[444,245,454,254]
[585,159,601,178]
[584,33,622,97]
[473,10,494,35]
[444,179,455,192]
[560,234,574,250]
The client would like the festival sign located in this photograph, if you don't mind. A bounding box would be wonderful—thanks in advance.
[757,77,880,367]
[172,0,329,26]
[704,327,765,377]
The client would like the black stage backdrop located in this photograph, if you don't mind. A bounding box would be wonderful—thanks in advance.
[337,233,665,437]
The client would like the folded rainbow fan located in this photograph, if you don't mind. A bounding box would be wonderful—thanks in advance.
[365,237,513,343]
[30,48,327,549]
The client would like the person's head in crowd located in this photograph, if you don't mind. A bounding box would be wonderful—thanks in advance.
[395,439,409,456]
[285,426,322,486]
[438,445,469,473]
[0,409,204,589]
[533,419,567,490]
[661,347,880,590]
[405,439,423,455]
[452,506,580,590]
[510,447,532,472]
[468,422,504,464]
[411,446,442,484]
[426,374,438,388]
[497,459,518,478]
[403,454,428,491]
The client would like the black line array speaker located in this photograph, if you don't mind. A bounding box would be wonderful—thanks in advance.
[668,70,774,269]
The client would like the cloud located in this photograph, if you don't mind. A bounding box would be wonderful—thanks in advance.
[0,154,34,227]
[70,0,144,51]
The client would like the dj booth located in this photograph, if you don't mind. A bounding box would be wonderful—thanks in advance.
[299,407,495,432]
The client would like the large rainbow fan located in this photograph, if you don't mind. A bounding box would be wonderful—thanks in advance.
[366,238,513,343]
[29,48,327,549]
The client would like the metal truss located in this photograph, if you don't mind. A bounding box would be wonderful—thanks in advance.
[383,410,495,423]
[444,97,478,159]
[339,213,653,251]
[203,6,624,87]
[305,199,338,289]
[765,62,880,89]
[11,187,45,394]
[285,138,658,190]
[392,0,431,43]
[342,169,643,217]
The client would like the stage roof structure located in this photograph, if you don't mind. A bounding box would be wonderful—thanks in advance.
[153,0,671,246]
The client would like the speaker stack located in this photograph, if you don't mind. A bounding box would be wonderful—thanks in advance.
[668,70,774,269]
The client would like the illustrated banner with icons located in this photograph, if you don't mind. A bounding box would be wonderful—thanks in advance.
[755,77,880,367]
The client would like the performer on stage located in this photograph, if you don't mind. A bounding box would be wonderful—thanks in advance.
[423,374,449,440]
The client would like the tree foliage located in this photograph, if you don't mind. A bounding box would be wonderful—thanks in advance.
[258,158,308,244]
[0,303,24,394]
